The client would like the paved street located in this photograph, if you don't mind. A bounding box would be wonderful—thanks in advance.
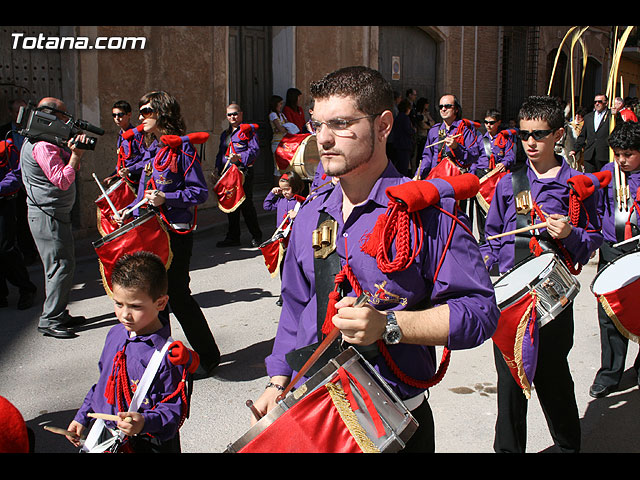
[1,192,640,453]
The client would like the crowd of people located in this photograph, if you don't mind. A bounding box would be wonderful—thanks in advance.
[2,65,640,453]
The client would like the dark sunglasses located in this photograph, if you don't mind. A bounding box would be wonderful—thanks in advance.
[594,100,606,104]
[112,112,127,118]
[227,112,240,117]
[518,129,556,141]
[439,104,455,110]
[484,119,498,125]
[139,107,154,118]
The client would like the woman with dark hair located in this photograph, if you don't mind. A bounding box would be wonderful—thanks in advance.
[125,90,221,377]
[283,87,305,133]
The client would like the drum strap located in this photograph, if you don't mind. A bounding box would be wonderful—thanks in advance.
[285,203,344,377]
[511,166,557,265]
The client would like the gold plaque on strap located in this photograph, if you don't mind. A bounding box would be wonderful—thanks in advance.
[312,218,338,259]
[515,190,533,215]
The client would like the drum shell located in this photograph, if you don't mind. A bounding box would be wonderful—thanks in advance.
[276,134,319,180]
[225,347,418,453]
[493,252,580,327]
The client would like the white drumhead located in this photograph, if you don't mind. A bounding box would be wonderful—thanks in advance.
[592,250,640,295]
[493,252,556,304]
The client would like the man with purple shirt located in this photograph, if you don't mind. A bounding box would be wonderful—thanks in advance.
[111,100,146,184]
[252,66,499,452]
[214,104,263,248]
[417,94,480,179]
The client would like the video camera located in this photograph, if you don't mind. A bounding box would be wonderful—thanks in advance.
[15,103,104,150]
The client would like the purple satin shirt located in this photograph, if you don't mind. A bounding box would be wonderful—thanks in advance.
[215,125,260,172]
[419,120,481,178]
[475,130,517,172]
[116,125,147,178]
[481,157,603,274]
[263,192,303,227]
[130,139,208,226]
[597,162,640,244]
[73,322,186,441]
[265,161,499,400]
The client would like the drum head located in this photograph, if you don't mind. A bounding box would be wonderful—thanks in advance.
[592,250,640,295]
[493,253,556,308]
[292,135,319,179]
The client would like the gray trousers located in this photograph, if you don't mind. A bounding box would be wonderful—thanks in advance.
[28,208,75,328]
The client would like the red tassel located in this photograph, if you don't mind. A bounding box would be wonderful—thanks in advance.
[104,375,116,405]
[360,213,388,258]
[529,237,543,257]
[322,290,341,336]
[625,221,633,240]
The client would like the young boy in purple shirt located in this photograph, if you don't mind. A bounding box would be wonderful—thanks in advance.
[67,251,198,453]
[482,95,603,453]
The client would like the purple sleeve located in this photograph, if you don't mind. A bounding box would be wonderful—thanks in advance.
[162,143,209,207]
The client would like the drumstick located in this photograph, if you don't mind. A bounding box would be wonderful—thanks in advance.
[479,166,504,184]
[121,197,149,217]
[88,412,132,423]
[43,425,82,440]
[92,173,121,220]
[277,292,370,402]
[486,216,569,241]
[245,399,263,421]
[612,233,640,248]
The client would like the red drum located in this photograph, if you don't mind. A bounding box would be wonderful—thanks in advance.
[214,164,246,213]
[275,133,319,180]
[476,168,507,213]
[95,177,137,236]
[591,250,640,342]
[93,211,172,296]
[225,348,418,453]
[425,157,463,180]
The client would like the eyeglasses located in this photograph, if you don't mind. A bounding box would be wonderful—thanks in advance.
[594,100,606,104]
[484,119,498,125]
[112,112,126,118]
[227,112,240,117]
[517,129,556,141]
[439,104,455,110]
[309,113,381,136]
[139,107,154,118]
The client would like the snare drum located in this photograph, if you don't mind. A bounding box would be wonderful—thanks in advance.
[493,252,580,328]
[591,249,640,342]
[93,211,172,296]
[225,347,418,453]
[95,177,137,236]
[275,133,320,180]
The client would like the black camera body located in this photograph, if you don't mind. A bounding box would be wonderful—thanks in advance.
[15,104,104,150]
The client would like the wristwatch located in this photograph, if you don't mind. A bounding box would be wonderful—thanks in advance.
[382,311,402,345]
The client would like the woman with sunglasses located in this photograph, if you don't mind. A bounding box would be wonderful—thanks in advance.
[123,90,221,378]
[481,95,603,454]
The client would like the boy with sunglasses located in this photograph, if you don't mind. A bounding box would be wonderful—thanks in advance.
[110,100,146,185]
[481,95,603,453]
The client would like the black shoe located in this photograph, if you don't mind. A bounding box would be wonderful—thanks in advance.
[38,326,77,339]
[275,296,283,306]
[589,383,615,398]
[250,238,262,248]
[216,238,240,247]
[64,315,87,329]
[17,290,36,310]
[193,359,220,380]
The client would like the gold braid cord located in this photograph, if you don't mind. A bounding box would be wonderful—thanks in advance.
[325,382,380,453]
[598,295,640,344]
[513,291,538,399]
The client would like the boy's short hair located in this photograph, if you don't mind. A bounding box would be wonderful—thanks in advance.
[111,251,167,300]
[310,66,394,116]
[517,95,565,130]
[112,100,131,113]
[609,120,640,151]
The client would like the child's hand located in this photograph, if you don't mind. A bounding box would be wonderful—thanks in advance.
[272,187,282,196]
[66,420,85,447]
[288,210,297,219]
[116,411,144,436]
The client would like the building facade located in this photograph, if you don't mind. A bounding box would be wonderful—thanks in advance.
[1,25,637,237]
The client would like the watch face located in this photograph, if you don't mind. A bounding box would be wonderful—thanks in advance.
[385,328,402,344]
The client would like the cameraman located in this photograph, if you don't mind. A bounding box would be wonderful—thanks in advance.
[20,97,89,339]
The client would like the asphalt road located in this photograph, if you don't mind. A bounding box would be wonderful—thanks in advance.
[1,202,639,454]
